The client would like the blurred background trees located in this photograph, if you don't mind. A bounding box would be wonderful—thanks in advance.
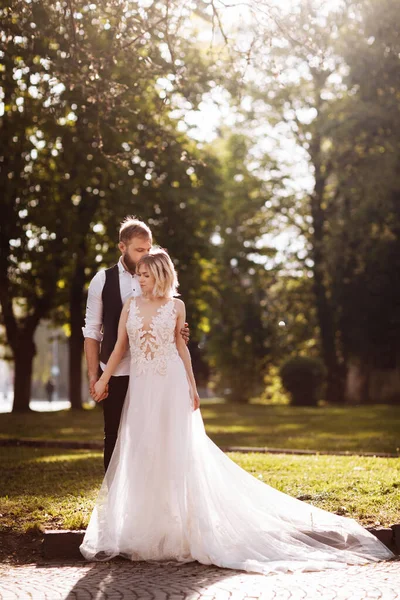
[1,0,399,411]
[0,0,224,410]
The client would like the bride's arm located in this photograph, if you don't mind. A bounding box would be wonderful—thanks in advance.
[174,299,200,410]
[93,299,130,401]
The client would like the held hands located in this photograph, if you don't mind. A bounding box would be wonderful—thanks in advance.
[89,375,108,403]
[93,379,108,402]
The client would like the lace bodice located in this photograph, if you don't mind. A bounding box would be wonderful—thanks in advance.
[126,298,180,376]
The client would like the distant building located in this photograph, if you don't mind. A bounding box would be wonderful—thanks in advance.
[0,320,89,402]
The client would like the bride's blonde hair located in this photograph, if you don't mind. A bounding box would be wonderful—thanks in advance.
[136,248,179,298]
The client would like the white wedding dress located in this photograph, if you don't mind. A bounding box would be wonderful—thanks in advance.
[80,298,394,574]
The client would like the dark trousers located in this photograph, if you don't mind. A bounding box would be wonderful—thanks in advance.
[100,370,129,472]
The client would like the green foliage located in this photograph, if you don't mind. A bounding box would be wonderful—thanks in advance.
[238,1,354,402]
[241,0,400,403]
[2,0,400,411]
[325,0,400,382]
[260,365,290,405]
[280,356,326,407]
[0,0,224,409]
[203,132,280,403]
[265,276,320,365]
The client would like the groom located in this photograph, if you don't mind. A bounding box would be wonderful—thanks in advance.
[82,216,188,470]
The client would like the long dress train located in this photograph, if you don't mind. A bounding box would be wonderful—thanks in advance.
[80,298,394,575]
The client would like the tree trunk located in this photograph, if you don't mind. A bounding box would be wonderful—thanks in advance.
[66,184,99,409]
[358,359,371,404]
[68,260,86,410]
[310,195,346,403]
[309,120,345,404]
[12,337,36,412]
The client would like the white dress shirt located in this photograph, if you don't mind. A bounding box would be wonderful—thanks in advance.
[82,257,142,376]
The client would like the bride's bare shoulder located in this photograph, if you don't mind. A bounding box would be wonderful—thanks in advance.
[123,297,135,313]
[173,298,185,313]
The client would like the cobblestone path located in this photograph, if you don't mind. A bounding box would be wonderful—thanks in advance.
[0,559,399,599]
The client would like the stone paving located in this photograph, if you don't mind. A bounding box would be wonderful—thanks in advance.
[0,559,399,600]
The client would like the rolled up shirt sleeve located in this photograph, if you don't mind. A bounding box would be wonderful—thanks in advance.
[82,270,105,341]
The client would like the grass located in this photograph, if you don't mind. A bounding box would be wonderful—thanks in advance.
[1,402,400,454]
[0,448,100,534]
[0,446,399,537]
[1,401,399,557]
[203,403,400,454]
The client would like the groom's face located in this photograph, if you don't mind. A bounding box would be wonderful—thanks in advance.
[119,236,152,273]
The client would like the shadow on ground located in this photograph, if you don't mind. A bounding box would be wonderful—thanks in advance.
[54,560,244,599]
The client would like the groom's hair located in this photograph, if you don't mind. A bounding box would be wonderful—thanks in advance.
[119,216,152,244]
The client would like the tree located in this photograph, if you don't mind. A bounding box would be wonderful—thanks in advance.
[0,1,69,410]
[204,132,279,402]
[241,1,367,402]
[0,0,225,410]
[250,0,400,402]
[324,0,400,400]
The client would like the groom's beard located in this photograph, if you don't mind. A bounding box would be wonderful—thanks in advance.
[122,253,136,274]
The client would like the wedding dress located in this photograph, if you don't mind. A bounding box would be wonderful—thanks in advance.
[80,298,394,574]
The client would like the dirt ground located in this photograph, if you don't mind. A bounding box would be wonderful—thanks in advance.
[0,532,44,565]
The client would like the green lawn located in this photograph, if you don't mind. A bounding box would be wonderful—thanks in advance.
[0,447,399,536]
[1,402,399,542]
[1,402,399,454]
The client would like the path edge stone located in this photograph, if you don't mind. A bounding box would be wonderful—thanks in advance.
[42,530,85,560]
[41,525,400,560]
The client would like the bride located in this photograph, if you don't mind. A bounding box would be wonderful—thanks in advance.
[80,248,394,575]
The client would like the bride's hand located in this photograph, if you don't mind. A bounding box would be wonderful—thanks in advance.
[94,379,108,402]
[192,389,200,411]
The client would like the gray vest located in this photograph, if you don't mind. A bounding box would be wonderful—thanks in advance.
[99,264,122,364]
